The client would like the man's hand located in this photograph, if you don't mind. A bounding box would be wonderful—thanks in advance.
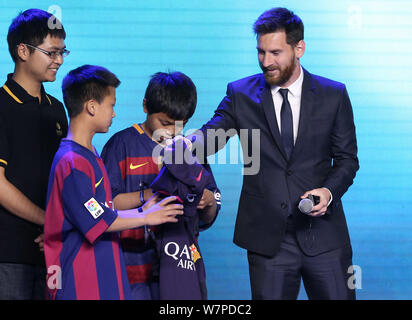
[34,234,44,252]
[197,189,215,210]
[300,188,331,217]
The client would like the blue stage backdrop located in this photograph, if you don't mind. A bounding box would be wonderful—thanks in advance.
[1,0,411,300]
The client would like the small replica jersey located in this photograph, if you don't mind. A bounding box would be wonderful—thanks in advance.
[150,138,221,300]
[44,139,131,300]
[101,124,161,288]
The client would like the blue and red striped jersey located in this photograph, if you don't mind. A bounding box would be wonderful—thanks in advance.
[44,139,131,300]
[101,124,161,291]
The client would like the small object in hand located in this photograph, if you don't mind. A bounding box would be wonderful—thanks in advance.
[298,194,320,215]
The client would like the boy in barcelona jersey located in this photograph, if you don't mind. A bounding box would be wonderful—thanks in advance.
[44,65,183,300]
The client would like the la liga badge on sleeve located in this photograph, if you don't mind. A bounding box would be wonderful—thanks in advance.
[84,197,104,219]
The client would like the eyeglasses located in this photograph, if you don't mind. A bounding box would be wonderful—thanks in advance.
[23,43,70,60]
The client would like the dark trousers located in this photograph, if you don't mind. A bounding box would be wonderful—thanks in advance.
[247,230,356,300]
[0,263,46,300]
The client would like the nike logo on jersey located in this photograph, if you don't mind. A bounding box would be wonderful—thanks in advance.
[95,177,103,188]
[130,162,149,170]
[195,168,203,182]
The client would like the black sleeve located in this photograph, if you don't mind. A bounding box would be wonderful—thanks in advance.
[0,113,9,168]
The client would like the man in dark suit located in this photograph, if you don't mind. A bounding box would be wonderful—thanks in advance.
[193,7,359,299]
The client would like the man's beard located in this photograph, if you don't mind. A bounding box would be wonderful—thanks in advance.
[260,56,296,87]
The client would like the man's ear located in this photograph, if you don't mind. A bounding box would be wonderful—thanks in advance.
[142,98,148,114]
[85,100,97,116]
[16,43,31,62]
[295,40,305,59]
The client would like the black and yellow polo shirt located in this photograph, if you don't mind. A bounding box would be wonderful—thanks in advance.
[0,73,68,265]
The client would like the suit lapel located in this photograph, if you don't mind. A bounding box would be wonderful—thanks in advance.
[258,76,288,160]
[290,68,316,162]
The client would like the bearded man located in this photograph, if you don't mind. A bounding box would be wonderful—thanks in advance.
[195,7,359,300]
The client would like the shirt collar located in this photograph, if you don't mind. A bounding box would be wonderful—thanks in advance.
[4,73,51,105]
[271,65,304,97]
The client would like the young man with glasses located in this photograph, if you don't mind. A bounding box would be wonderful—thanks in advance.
[0,8,69,299]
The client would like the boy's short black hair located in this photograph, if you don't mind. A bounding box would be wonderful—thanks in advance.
[7,8,66,62]
[253,7,304,47]
[144,71,197,120]
[62,65,121,119]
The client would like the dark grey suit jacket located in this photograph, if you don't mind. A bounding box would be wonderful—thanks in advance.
[199,68,359,257]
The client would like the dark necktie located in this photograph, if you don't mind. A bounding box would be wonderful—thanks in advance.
[279,88,294,160]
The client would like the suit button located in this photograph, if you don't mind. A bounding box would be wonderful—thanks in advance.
[281,202,288,209]
[286,169,293,176]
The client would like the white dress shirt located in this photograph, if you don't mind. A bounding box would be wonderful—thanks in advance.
[270,65,304,145]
